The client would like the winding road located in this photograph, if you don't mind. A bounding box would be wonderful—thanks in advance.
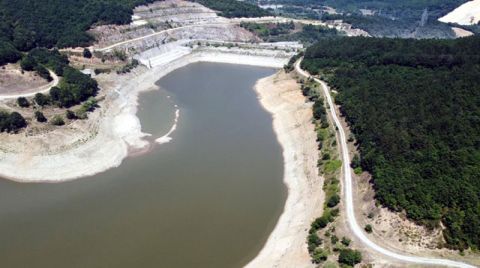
[295,59,476,268]
[0,69,59,101]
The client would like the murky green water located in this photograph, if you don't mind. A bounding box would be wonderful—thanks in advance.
[0,63,286,268]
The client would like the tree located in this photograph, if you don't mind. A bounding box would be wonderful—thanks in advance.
[83,48,92,58]
[34,93,50,106]
[338,249,362,266]
[17,97,29,107]
[34,65,52,82]
[34,111,47,122]
[365,224,373,233]
[7,112,27,132]
[20,54,37,71]
[0,41,21,65]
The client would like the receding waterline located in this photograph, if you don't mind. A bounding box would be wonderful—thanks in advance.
[0,62,286,268]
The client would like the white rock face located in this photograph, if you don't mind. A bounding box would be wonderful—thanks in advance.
[439,0,480,25]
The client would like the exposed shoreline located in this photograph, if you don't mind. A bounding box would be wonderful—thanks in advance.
[0,51,288,183]
[245,71,322,268]
[0,49,322,267]
[0,49,322,268]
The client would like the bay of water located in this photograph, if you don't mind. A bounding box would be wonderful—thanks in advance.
[0,63,285,268]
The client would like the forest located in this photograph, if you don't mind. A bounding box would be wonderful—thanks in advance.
[302,36,480,250]
[0,0,160,51]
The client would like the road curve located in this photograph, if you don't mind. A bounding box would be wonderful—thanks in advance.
[0,69,59,101]
[295,59,476,268]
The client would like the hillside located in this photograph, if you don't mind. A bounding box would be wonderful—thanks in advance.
[259,0,470,38]
[302,36,480,250]
[0,0,268,65]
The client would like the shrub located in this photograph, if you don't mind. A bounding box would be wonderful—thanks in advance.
[34,93,50,106]
[341,236,351,246]
[50,115,65,126]
[312,248,328,264]
[75,109,88,120]
[311,216,329,230]
[34,64,52,82]
[324,160,342,173]
[327,194,340,208]
[4,112,27,132]
[351,154,361,168]
[307,233,322,250]
[83,48,92,58]
[17,97,30,107]
[34,111,47,123]
[338,249,362,266]
[66,110,76,120]
[354,166,363,175]
[365,224,373,233]
[331,234,338,244]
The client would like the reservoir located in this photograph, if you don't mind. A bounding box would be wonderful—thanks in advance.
[0,63,286,268]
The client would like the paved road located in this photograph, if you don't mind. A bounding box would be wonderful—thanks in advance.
[295,59,476,268]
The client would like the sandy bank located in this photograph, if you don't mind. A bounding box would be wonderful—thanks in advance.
[245,72,323,268]
[439,0,480,25]
[0,50,289,183]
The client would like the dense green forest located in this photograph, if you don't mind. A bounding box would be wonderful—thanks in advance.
[193,0,270,18]
[0,0,160,65]
[302,37,480,250]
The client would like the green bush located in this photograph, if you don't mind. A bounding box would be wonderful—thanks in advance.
[341,237,351,246]
[338,249,362,266]
[327,194,340,208]
[0,111,27,133]
[324,160,342,173]
[17,97,29,107]
[50,115,65,126]
[34,111,47,123]
[312,248,328,264]
[34,93,50,106]
[364,224,373,233]
[330,234,338,244]
[83,48,92,58]
[65,110,76,120]
[311,216,329,230]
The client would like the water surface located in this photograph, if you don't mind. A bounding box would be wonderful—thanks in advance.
[0,63,285,268]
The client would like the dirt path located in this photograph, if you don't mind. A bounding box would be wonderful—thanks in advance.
[0,70,59,100]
